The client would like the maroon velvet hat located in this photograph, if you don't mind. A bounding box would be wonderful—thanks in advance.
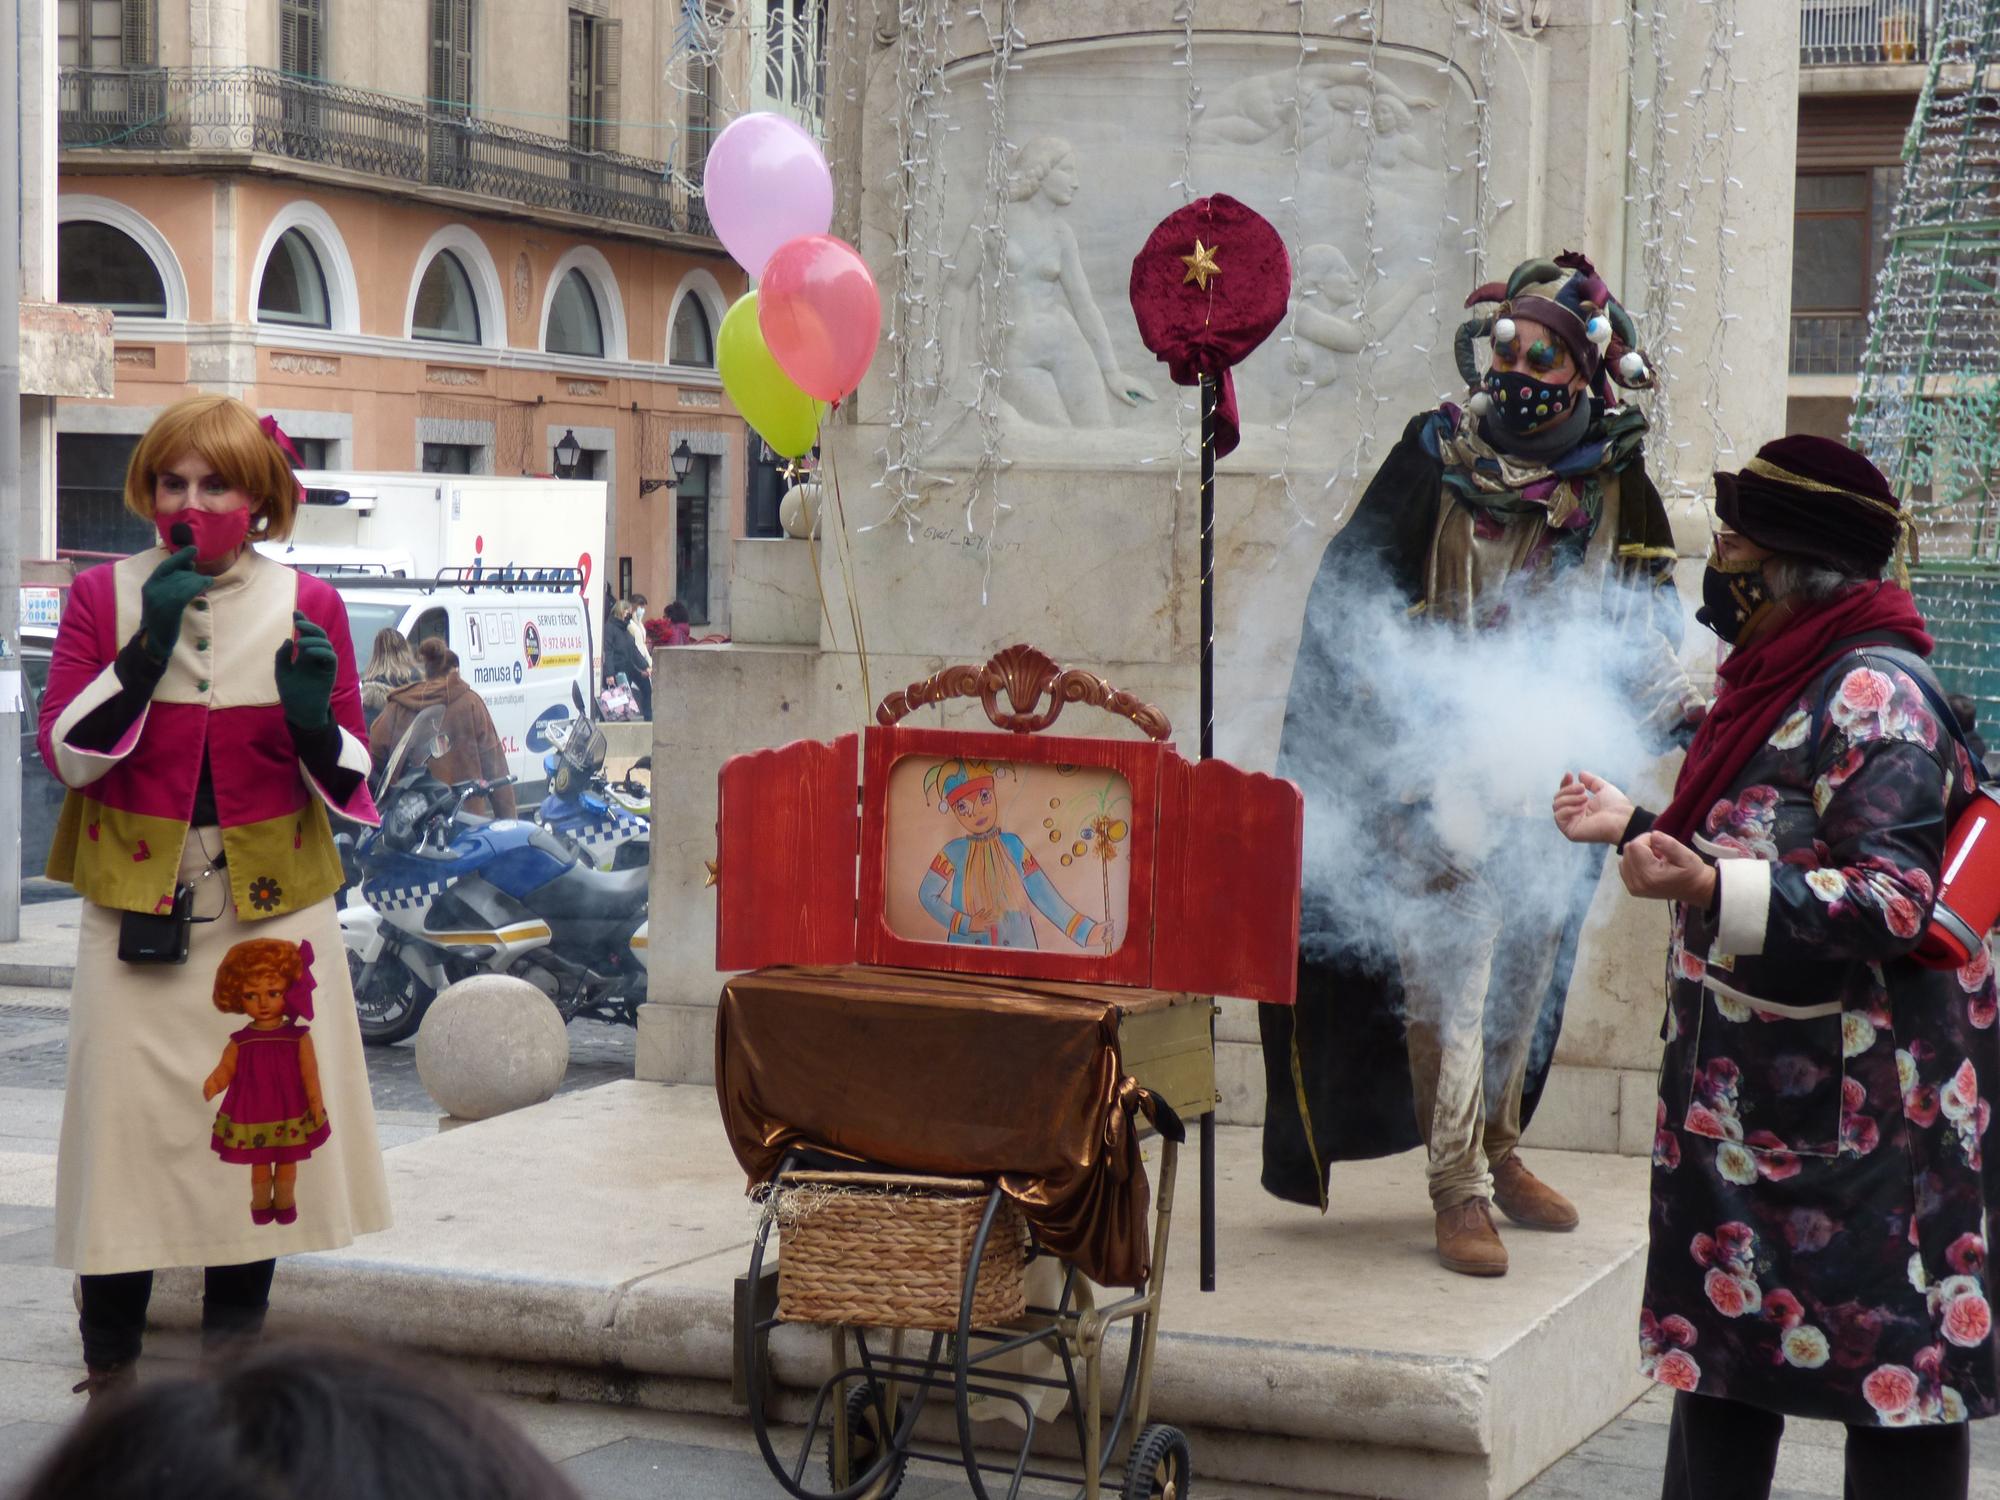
[1129,196,1292,458]
[1714,434,1905,575]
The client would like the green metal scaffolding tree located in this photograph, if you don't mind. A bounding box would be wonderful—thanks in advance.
[1850,0,2000,729]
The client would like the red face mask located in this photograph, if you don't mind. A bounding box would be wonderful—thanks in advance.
[156,505,253,564]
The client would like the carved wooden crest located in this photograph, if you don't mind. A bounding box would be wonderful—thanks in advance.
[875,644,1173,741]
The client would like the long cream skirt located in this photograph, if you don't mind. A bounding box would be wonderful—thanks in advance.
[53,831,392,1273]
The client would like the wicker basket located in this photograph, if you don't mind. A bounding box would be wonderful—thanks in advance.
[772,1172,1030,1332]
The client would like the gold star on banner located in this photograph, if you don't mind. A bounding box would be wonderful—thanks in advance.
[704,858,720,888]
[1181,239,1222,291]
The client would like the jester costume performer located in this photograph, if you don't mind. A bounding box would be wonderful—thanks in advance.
[918,760,1105,950]
[1259,251,1699,1275]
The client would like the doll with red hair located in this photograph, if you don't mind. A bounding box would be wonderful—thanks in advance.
[202,938,329,1225]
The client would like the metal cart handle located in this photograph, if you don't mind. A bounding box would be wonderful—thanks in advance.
[874,643,1173,741]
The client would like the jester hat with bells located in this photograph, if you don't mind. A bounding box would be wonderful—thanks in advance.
[1453,250,1657,407]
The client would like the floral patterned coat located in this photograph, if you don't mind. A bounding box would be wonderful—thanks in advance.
[1643,650,2000,1427]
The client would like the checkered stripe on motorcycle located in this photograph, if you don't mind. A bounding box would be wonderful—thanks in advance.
[575,813,645,850]
[364,879,447,912]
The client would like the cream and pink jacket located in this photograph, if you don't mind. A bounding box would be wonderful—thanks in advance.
[37,546,379,919]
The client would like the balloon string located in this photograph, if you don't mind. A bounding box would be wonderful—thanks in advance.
[805,527,841,664]
[800,410,844,652]
[822,406,874,721]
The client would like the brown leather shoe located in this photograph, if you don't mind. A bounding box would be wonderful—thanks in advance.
[1492,1155,1580,1231]
[71,1360,136,1403]
[1435,1199,1508,1277]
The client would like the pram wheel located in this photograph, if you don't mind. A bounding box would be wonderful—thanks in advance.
[827,1383,905,1499]
[1122,1423,1192,1500]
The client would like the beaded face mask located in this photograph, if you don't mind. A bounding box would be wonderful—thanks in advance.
[1481,368,1581,431]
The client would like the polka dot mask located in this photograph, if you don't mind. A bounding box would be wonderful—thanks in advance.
[1481,367,1582,433]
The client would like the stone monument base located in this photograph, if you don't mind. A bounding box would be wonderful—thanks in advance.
[153,1082,1654,1500]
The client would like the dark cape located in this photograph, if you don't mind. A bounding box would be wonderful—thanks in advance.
[1259,402,1684,1210]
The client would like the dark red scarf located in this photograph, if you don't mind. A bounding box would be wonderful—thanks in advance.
[1654,584,1934,843]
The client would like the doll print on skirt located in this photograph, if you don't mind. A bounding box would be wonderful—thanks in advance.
[202,937,330,1225]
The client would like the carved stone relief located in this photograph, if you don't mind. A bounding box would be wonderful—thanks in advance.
[512,253,533,319]
[910,35,1477,471]
[269,353,339,376]
[1478,0,1553,37]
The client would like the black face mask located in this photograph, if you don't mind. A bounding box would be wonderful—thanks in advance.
[1697,554,1774,645]
[1482,368,1583,432]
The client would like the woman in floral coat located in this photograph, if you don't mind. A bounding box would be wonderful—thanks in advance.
[1555,435,1999,1500]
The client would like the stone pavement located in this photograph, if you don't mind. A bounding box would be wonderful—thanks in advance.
[9,966,2000,1496]
[0,899,81,991]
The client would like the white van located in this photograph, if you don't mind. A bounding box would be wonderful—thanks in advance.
[328,575,595,800]
[281,471,609,659]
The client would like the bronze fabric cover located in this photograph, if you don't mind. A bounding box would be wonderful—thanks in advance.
[717,966,1162,1288]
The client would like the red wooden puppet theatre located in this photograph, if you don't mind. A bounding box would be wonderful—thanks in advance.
[711,643,1302,1500]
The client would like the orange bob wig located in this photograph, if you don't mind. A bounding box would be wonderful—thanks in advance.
[124,394,301,540]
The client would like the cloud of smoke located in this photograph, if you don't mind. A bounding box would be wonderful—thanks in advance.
[1283,549,1686,1092]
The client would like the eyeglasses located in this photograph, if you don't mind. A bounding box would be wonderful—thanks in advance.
[1709,525,1767,564]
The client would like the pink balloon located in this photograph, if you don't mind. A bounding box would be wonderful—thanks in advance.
[702,113,834,279]
[758,235,882,404]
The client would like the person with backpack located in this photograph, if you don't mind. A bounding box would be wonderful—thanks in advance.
[1552,435,2000,1500]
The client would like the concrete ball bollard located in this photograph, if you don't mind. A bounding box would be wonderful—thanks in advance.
[779,481,823,539]
[414,975,570,1122]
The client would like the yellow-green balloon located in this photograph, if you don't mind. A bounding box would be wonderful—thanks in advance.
[718,290,825,460]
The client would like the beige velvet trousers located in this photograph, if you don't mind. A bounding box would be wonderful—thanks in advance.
[1391,822,1580,1212]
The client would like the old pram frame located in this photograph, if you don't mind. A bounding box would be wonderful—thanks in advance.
[742,1122,1185,1500]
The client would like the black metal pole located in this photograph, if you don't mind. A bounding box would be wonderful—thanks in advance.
[1199,377,1216,763]
[1199,374,1218,1295]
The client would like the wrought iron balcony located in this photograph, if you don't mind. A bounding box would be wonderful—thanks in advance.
[58,66,710,239]
[1800,0,1938,67]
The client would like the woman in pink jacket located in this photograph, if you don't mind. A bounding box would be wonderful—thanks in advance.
[36,395,390,1398]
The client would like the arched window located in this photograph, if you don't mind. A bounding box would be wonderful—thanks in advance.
[670,294,714,366]
[257,228,331,327]
[412,250,481,344]
[57,221,167,316]
[546,269,604,357]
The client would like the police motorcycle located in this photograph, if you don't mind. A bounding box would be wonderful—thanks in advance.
[534,696,651,872]
[338,706,651,1045]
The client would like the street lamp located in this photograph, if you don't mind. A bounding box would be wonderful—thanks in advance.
[552,429,582,479]
[640,438,697,496]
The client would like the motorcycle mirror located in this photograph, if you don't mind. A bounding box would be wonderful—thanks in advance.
[571,681,587,716]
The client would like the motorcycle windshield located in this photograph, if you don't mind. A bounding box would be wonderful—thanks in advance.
[559,720,609,777]
[376,705,446,795]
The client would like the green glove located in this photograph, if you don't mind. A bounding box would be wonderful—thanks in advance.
[139,546,213,663]
[274,611,338,730]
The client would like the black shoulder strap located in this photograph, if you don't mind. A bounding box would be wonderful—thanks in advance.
[1808,632,1971,762]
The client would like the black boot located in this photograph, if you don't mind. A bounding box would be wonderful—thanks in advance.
[77,1268,151,1399]
[200,1298,269,1361]
[200,1259,276,1362]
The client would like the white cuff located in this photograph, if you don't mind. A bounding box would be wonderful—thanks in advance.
[302,725,381,826]
[50,661,146,788]
[1715,859,1773,958]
